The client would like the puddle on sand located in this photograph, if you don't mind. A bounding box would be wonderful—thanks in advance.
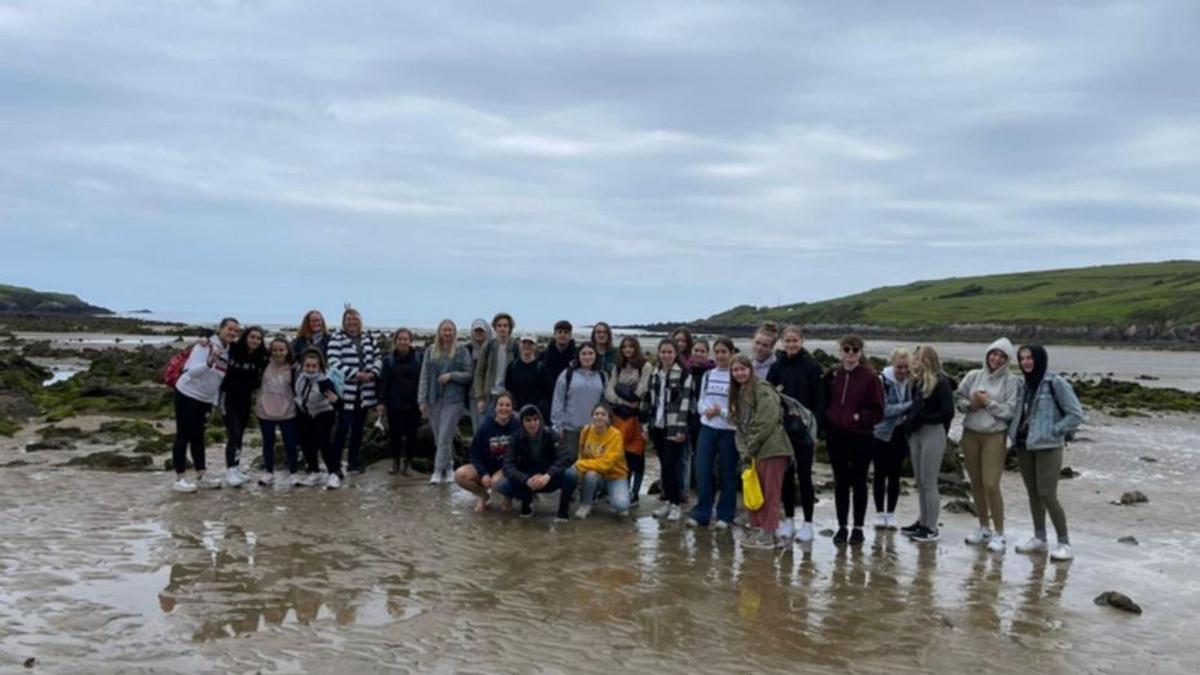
[0,412,1197,672]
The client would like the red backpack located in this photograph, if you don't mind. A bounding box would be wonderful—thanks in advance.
[162,345,195,389]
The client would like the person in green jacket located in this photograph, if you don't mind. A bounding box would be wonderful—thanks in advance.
[729,354,794,550]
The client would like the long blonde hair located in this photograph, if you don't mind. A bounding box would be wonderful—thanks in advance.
[433,319,458,358]
[727,353,758,423]
[912,345,943,395]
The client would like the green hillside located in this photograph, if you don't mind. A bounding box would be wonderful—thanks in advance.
[0,284,112,315]
[706,261,1200,328]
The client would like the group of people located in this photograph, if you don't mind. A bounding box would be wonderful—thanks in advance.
[167,311,1085,560]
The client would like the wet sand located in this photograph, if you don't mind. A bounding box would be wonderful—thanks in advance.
[1,413,1197,674]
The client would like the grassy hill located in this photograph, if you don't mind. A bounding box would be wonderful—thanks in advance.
[695,261,1200,338]
[0,284,112,316]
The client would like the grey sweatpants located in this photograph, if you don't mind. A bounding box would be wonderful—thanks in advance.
[1016,446,1069,543]
[429,400,462,475]
[908,425,946,531]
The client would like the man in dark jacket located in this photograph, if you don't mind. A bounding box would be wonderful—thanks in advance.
[766,326,826,542]
[540,320,577,403]
[506,334,550,420]
[499,405,577,519]
[376,329,423,476]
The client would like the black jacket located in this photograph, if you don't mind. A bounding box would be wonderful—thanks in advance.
[503,409,572,484]
[506,357,549,419]
[540,340,577,400]
[291,333,331,362]
[379,348,423,412]
[767,349,825,433]
[222,343,268,398]
[906,374,955,434]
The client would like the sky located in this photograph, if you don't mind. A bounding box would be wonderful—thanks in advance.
[2,0,1199,330]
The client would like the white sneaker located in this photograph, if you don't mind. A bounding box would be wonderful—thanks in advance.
[1016,536,1048,554]
[965,527,993,545]
[326,473,341,490]
[667,505,683,522]
[258,472,274,486]
[714,520,731,531]
[288,473,303,487]
[172,477,197,493]
[429,473,441,484]
[225,467,246,488]
[301,472,325,487]
[873,513,888,529]
[884,513,898,530]
[1050,543,1074,561]
[987,534,1007,553]
[685,517,701,528]
[796,522,814,542]
[777,519,795,540]
[198,474,223,489]
[574,504,592,520]
[653,505,671,518]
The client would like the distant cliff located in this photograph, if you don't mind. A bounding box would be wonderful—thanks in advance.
[0,284,113,316]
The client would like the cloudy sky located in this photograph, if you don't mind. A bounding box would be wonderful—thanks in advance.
[2,1,1198,329]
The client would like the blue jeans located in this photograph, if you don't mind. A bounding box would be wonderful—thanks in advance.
[259,418,299,474]
[570,467,631,513]
[691,426,738,526]
[498,471,577,518]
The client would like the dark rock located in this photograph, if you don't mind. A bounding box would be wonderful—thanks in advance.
[647,479,662,496]
[1119,491,1149,505]
[819,528,835,538]
[163,457,192,472]
[66,451,154,472]
[1060,466,1080,479]
[1094,591,1142,615]
[25,440,75,452]
[819,480,836,491]
[23,657,35,668]
[3,460,32,468]
[1117,536,1139,546]
[1138,456,1158,463]
[943,499,977,515]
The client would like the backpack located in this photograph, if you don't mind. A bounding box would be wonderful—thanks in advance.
[326,368,346,399]
[778,390,818,449]
[162,345,195,389]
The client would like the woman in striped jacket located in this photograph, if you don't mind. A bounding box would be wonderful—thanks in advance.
[327,308,382,476]
[642,339,693,520]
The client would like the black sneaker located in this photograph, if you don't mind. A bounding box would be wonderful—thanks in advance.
[833,527,849,545]
[911,527,940,542]
[900,521,922,535]
[849,528,865,546]
[519,502,534,518]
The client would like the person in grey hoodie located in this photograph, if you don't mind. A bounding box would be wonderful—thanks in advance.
[419,319,474,484]
[550,342,606,460]
[955,337,1022,552]
[465,318,492,435]
[872,347,914,530]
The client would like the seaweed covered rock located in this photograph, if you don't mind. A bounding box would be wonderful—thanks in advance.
[65,451,155,472]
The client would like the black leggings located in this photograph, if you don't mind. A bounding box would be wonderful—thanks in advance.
[650,428,685,505]
[223,390,253,468]
[297,411,338,476]
[172,391,212,475]
[626,452,645,501]
[387,408,421,462]
[332,405,367,470]
[872,433,908,514]
[827,428,873,528]
[781,428,815,522]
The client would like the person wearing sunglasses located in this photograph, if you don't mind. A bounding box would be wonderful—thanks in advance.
[823,335,884,546]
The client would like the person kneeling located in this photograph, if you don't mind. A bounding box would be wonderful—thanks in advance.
[455,392,519,513]
[498,405,577,519]
[564,404,631,520]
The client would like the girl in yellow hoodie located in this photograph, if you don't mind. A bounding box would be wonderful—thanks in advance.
[564,403,630,519]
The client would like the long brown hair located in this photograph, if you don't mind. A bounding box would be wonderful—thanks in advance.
[616,335,646,370]
[297,310,327,339]
[727,353,758,423]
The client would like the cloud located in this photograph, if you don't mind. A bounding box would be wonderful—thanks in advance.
[1,0,1198,327]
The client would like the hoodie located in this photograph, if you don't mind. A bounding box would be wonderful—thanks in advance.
[470,413,520,477]
[824,364,885,436]
[175,339,230,406]
[873,366,913,442]
[503,406,573,484]
[752,352,777,381]
[551,366,605,433]
[955,337,1021,434]
[575,423,628,480]
[294,371,337,416]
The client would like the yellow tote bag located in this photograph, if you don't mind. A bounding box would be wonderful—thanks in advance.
[742,458,764,511]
